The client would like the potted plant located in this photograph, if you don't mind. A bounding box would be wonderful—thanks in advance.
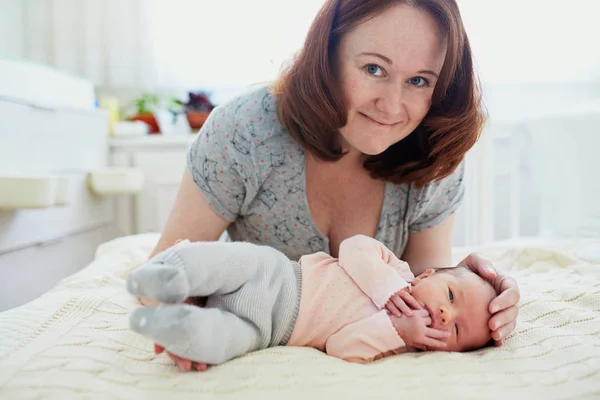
[183,91,215,130]
[128,93,161,133]
[127,93,184,134]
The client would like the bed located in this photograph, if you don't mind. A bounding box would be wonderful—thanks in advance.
[1,233,599,399]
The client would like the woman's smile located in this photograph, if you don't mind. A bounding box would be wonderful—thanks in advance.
[359,112,398,128]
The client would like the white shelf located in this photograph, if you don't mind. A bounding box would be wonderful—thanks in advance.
[87,167,144,195]
[0,175,58,209]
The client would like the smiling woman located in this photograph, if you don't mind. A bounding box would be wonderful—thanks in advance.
[274,0,483,186]
[145,0,521,369]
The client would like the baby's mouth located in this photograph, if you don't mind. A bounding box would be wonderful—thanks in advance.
[424,304,436,329]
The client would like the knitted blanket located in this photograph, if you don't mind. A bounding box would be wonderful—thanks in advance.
[1,234,599,400]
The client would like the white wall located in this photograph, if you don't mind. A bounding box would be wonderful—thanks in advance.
[461,0,600,85]
[484,83,600,123]
[0,0,24,59]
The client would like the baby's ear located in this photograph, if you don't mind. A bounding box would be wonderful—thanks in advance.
[411,269,435,286]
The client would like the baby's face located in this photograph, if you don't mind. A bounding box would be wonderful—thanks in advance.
[410,269,496,352]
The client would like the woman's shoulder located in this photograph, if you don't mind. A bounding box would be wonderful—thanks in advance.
[212,83,278,126]
[399,161,466,232]
[190,83,303,184]
[405,161,465,193]
[203,83,288,144]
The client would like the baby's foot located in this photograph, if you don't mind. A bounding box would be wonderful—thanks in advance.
[130,304,202,361]
[126,262,190,303]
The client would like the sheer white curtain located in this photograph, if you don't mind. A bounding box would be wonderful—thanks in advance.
[15,0,325,90]
[19,0,157,88]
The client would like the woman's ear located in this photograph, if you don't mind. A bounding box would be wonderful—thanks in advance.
[411,269,435,286]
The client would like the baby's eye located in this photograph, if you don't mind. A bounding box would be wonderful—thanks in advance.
[455,324,459,336]
[448,288,454,302]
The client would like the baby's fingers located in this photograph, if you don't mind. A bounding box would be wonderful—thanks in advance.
[418,336,448,350]
[398,290,422,311]
[391,295,412,316]
[412,309,431,319]
[425,327,451,340]
[386,301,402,318]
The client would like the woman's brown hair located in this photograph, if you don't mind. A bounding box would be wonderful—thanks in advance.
[273,0,486,187]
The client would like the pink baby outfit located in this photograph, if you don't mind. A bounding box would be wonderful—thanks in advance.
[287,235,417,363]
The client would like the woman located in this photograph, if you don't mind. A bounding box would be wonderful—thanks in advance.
[147,0,519,355]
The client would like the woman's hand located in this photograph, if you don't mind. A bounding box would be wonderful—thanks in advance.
[139,297,158,306]
[385,288,422,317]
[154,344,209,372]
[457,253,520,345]
[149,296,211,371]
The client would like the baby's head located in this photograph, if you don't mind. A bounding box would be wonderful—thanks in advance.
[410,266,496,352]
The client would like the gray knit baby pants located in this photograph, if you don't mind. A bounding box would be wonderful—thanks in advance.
[126,240,302,365]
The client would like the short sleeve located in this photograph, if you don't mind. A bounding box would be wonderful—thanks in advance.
[408,161,465,232]
[186,101,256,222]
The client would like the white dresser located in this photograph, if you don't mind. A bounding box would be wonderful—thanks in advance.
[0,59,118,311]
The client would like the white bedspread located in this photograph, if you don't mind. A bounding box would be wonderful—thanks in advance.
[1,234,599,399]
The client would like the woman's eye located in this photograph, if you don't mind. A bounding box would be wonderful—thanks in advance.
[409,76,428,87]
[365,64,383,77]
[448,288,454,302]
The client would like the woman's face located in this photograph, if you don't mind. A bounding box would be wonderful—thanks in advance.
[336,4,447,156]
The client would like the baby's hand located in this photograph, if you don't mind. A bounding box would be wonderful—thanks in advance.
[385,288,422,317]
[390,309,450,351]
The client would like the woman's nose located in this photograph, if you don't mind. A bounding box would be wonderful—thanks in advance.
[439,305,455,326]
[376,85,406,118]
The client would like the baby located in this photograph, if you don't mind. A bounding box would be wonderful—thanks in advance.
[126,235,496,369]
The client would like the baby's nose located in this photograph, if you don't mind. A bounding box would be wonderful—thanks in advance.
[438,305,455,326]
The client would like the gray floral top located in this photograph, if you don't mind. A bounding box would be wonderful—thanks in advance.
[187,85,465,260]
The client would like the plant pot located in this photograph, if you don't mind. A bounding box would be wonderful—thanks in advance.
[131,113,160,134]
[186,111,211,131]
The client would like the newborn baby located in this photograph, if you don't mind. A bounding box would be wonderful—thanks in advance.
[406,265,496,352]
[127,235,496,369]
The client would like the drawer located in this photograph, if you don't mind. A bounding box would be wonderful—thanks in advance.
[0,173,114,254]
[0,99,108,174]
